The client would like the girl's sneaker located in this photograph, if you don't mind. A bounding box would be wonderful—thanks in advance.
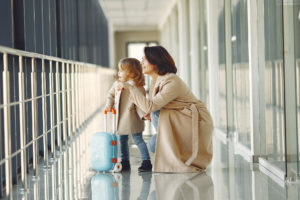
[121,160,131,171]
[138,160,152,172]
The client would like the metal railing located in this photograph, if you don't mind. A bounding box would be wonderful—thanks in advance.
[0,46,115,199]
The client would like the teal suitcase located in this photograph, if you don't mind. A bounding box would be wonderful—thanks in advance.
[90,108,122,172]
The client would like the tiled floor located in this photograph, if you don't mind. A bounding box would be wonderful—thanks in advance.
[6,111,300,200]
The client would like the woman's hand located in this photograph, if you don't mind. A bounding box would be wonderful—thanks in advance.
[144,113,151,122]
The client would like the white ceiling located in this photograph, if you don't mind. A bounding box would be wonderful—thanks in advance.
[98,0,174,31]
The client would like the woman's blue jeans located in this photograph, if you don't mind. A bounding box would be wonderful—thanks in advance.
[119,132,150,161]
[147,110,160,153]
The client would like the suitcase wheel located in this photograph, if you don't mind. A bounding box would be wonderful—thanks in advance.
[113,163,122,172]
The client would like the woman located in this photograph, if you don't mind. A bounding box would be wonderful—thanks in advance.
[117,46,213,172]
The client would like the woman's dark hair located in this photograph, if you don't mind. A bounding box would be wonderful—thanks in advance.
[144,46,177,75]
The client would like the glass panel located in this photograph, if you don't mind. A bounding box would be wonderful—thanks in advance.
[293,0,300,176]
[263,0,286,171]
[218,0,227,131]
[231,0,251,148]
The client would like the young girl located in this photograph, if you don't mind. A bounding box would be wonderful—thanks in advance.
[104,58,152,172]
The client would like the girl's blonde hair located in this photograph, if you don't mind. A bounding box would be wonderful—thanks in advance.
[119,58,145,87]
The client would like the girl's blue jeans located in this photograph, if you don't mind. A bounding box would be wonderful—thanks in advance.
[119,132,150,161]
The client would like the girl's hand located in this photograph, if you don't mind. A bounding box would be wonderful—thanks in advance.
[144,113,151,122]
[104,106,112,112]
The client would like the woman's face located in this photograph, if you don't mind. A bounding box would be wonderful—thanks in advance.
[141,56,157,75]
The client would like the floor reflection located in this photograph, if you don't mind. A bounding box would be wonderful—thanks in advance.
[90,172,213,200]
[9,130,300,200]
[151,173,213,200]
[91,173,120,200]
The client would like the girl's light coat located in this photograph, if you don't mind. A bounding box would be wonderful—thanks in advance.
[106,81,145,135]
[128,73,213,172]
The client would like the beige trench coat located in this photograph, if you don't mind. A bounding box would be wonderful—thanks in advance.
[106,81,145,135]
[128,73,213,172]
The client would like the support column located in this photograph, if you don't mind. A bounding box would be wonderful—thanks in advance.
[199,0,208,102]
[225,0,234,135]
[247,0,261,160]
[257,0,266,157]
[283,0,298,179]
[207,0,219,125]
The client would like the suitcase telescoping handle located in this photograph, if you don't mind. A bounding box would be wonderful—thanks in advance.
[104,107,116,133]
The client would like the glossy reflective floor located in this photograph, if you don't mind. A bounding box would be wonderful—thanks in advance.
[6,113,300,200]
